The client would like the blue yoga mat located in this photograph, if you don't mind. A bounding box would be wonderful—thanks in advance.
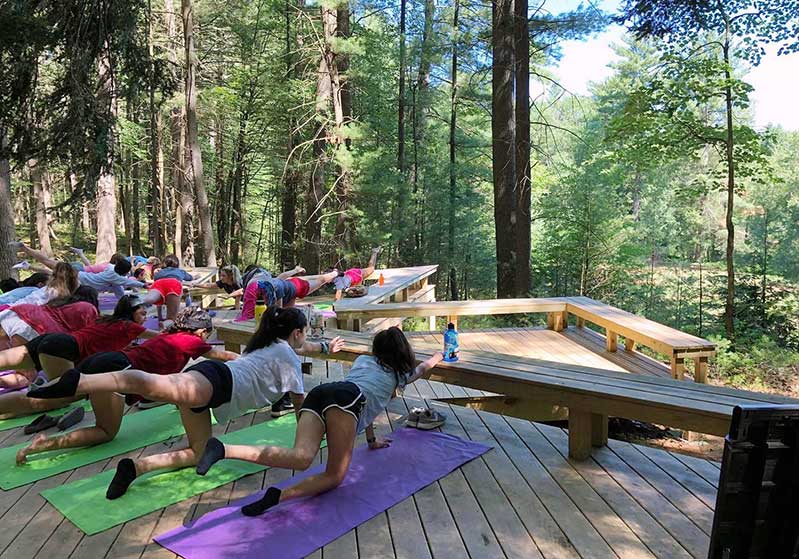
[155,428,492,559]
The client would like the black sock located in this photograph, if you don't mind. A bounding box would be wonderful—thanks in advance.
[196,437,225,476]
[106,458,137,500]
[27,368,80,399]
[242,487,282,517]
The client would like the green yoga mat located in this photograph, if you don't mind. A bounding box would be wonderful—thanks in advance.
[42,415,305,535]
[0,405,187,489]
[0,400,93,432]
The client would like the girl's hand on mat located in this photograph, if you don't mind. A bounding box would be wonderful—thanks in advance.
[368,436,392,450]
[328,336,344,354]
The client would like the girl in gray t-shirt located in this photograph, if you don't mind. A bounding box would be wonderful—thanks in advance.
[27,306,343,500]
[195,326,445,517]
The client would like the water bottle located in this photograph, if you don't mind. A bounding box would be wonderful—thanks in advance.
[443,323,459,362]
[185,292,193,307]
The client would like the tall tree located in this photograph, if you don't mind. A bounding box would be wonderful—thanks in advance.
[447,0,460,300]
[617,0,798,339]
[95,42,119,262]
[513,0,531,296]
[396,0,407,174]
[492,0,517,298]
[333,1,354,259]
[29,158,52,256]
[182,0,216,266]
[0,130,16,279]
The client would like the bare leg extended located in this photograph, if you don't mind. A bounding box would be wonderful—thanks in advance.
[39,353,76,381]
[300,271,339,294]
[0,391,81,419]
[68,368,213,408]
[360,247,381,280]
[164,293,181,320]
[15,243,59,270]
[16,392,123,464]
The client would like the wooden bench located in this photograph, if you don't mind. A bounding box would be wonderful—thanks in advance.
[334,295,716,382]
[562,296,715,382]
[215,326,795,460]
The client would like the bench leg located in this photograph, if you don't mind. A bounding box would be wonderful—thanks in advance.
[606,331,618,352]
[428,315,437,331]
[576,317,585,328]
[670,355,686,380]
[694,357,708,383]
[546,312,555,330]
[568,410,606,460]
[624,337,635,352]
[447,315,458,330]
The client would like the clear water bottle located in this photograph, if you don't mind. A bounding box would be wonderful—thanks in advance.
[184,292,193,307]
[443,322,459,362]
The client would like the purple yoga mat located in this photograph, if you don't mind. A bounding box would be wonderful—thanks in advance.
[155,428,492,559]
[98,295,118,312]
[0,370,24,395]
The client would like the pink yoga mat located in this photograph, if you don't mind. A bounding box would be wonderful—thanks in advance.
[155,428,492,559]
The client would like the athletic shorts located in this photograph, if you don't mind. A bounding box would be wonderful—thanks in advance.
[25,333,80,371]
[149,278,183,306]
[77,351,132,375]
[288,277,310,300]
[185,360,233,413]
[333,268,363,291]
[299,381,365,426]
[0,309,38,341]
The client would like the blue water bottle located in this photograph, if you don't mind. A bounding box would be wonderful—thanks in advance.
[185,292,193,307]
[443,323,459,362]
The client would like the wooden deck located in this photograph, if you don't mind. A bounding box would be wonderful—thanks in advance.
[0,356,722,557]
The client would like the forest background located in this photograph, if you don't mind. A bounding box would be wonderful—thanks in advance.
[0,0,798,394]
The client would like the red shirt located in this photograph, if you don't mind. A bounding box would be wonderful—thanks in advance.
[122,331,212,375]
[12,302,98,335]
[71,320,147,360]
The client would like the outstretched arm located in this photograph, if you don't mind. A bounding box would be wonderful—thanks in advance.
[295,336,344,356]
[203,348,240,362]
[407,351,445,384]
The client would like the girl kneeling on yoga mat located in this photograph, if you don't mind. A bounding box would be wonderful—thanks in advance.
[0,296,157,417]
[17,307,235,465]
[27,306,344,500]
[197,327,441,516]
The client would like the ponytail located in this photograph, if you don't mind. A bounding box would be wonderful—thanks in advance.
[244,306,307,353]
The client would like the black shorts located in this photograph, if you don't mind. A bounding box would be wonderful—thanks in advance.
[185,360,233,413]
[299,381,365,426]
[25,333,80,371]
[76,351,132,375]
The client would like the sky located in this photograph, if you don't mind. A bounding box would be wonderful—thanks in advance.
[549,1,799,131]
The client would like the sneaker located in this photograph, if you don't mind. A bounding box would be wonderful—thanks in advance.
[405,407,446,430]
[137,399,166,410]
[270,393,295,417]
[12,260,30,270]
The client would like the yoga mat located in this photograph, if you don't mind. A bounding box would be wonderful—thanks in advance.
[0,404,187,489]
[155,429,492,559]
[0,400,93,432]
[98,295,119,312]
[42,415,304,535]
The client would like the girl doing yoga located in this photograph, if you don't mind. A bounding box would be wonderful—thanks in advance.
[28,306,344,499]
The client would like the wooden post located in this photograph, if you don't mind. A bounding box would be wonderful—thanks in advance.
[446,315,458,330]
[559,310,568,331]
[694,356,709,384]
[428,315,436,331]
[398,288,409,302]
[624,337,636,352]
[670,354,686,380]
[605,331,618,352]
[352,319,362,333]
[591,413,608,447]
[568,409,592,460]
[576,317,585,328]
[420,277,428,288]
[546,312,555,330]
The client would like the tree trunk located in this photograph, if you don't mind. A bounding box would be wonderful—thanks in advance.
[448,0,459,301]
[0,130,17,279]
[182,0,215,267]
[303,5,336,273]
[397,0,407,174]
[722,25,735,341]
[412,0,434,263]
[333,3,353,260]
[280,0,301,269]
[491,0,516,298]
[513,0,530,296]
[148,0,164,257]
[171,106,187,258]
[95,44,119,262]
[29,159,53,256]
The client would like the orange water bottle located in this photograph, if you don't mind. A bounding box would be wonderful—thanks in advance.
[378,273,385,286]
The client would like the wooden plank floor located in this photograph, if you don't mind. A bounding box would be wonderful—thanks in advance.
[0,351,720,559]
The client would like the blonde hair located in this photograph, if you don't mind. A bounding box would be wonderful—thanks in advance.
[48,262,79,299]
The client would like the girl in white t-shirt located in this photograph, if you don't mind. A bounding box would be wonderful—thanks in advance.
[27,306,343,499]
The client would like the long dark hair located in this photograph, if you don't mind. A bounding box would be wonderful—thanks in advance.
[22,272,50,287]
[245,306,307,353]
[372,327,415,383]
[98,295,144,324]
[48,285,100,310]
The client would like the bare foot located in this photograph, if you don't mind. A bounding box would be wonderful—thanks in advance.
[16,433,47,465]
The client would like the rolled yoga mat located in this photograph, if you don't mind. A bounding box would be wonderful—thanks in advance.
[0,404,188,489]
[0,400,93,433]
[42,415,308,535]
[155,429,492,559]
